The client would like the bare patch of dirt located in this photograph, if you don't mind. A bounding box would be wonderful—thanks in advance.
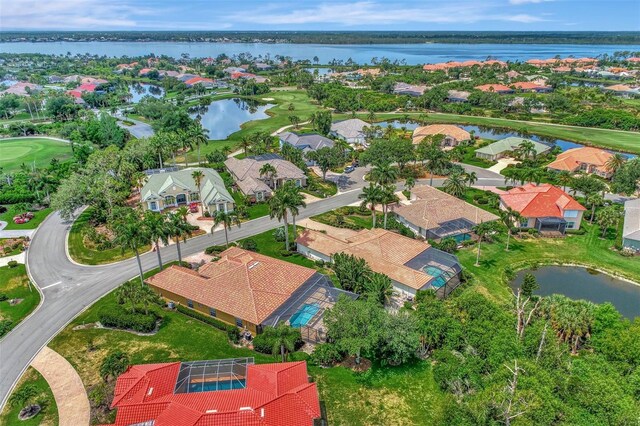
[338,356,372,372]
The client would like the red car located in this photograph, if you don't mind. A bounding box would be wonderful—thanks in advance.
[189,202,199,213]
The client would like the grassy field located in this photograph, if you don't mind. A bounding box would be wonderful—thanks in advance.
[68,209,151,265]
[0,207,52,231]
[0,138,73,172]
[238,225,319,269]
[0,264,39,338]
[0,367,58,426]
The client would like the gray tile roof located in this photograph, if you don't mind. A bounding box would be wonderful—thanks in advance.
[141,167,233,206]
[475,137,552,156]
[224,155,305,195]
[623,198,640,241]
[279,132,334,151]
[330,119,369,139]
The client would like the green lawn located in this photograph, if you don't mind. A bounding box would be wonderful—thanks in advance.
[0,207,52,231]
[0,264,40,338]
[231,191,270,220]
[68,209,151,265]
[0,137,73,173]
[238,225,319,269]
[0,239,24,257]
[0,367,58,426]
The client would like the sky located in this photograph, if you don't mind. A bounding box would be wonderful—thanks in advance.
[1,0,639,31]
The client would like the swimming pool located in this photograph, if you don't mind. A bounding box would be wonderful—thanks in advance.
[290,303,320,327]
[423,266,447,288]
[188,379,246,393]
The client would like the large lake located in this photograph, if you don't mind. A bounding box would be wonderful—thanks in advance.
[511,266,640,319]
[2,42,639,64]
[190,98,273,140]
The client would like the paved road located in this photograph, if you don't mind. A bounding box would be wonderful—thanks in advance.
[0,169,512,409]
[115,116,155,139]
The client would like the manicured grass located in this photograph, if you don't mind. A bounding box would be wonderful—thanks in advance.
[238,226,319,269]
[312,208,374,231]
[0,137,73,172]
[0,206,52,230]
[305,173,339,198]
[230,191,270,220]
[457,221,640,300]
[0,264,39,338]
[68,209,151,265]
[0,367,58,426]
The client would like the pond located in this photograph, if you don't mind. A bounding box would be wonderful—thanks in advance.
[511,266,640,319]
[127,83,165,103]
[375,120,636,159]
[189,98,274,140]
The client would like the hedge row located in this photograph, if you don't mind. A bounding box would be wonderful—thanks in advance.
[175,304,240,343]
[204,245,230,255]
[98,306,159,333]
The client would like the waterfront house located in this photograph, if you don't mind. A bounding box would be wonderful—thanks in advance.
[622,199,640,252]
[278,132,334,166]
[499,183,586,233]
[106,359,323,426]
[511,81,553,93]
[447,90,471,103]
[474,84,515,94]
[546,147,617,178]
[392,185,499,242]
[475,137,551,161]
[603,84,640,98]
[297,228,462,298]
[225,154,306,202]
[393,82,428,97]
[0,82,41,97]
[412,124,471,146]
[140,167,234,214]
[330,118,370,146]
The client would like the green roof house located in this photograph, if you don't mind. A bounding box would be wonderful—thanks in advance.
[141,167,234,214]
[475,137,552,161]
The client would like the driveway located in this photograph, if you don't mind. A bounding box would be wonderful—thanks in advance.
[115,116,155,139]
[0,221,35,239]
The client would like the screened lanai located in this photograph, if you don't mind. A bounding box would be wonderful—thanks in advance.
[425,217,477,242]
[404,247,463,298]
[174,358,254,394]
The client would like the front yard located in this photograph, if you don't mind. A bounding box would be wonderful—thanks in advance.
[0,264,40,338]
[0,367,58,426]
[0,206,52,231]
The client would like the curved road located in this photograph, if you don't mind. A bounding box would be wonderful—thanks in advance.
[0,170,510,410]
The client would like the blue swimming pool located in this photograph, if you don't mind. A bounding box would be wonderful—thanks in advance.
[290,303,320,327]
[188,379,246,393]
[423,266,447,288]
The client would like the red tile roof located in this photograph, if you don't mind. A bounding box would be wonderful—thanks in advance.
[511,81,549,91]
[184,76,214,86]
[474,83,513,93]
[500,183,585,218]
[106,361,320,426]
[76,83,97,92]
[146,247,317,325]
[546,147,615,174]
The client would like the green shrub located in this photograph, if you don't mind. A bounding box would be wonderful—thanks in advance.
[0,293,7,301]
[98,306,159,333]
[205,245,229,255]
[0,319,13,337]
[240,239,258,251]
[7,260,18,268]
[175,304,240,343]
[565,228,586,235]
[279,249,293,257]
[253,327,304,354]
[310,343,343,366]
[273,227,287,242]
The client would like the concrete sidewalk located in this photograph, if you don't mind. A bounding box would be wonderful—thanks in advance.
[31,347,90,426]
[0,221,35,239]
[0,252,25,267]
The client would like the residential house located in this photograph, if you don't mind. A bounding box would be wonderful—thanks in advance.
[499,183,586,233]
[505,70,522,79]
[330,118,370,146]
[603,84,640,98]
[622,199,640,252]
[254,62,272,71]
[422,60,506,72]
[447,90,471,103]
[392,185,499,242]
[80,77,108,85]
[393,82,428,97]
[225,154,306,202]
[158,70,180,78]
[184,76,215,88]
[474,84,515,94]
[0,82,41,96]
[105,359,323,426]
[147,247,355,338]
[511,81,553,93]
[546,147,617,178]
[475,137,552,161]
[140,167,234,214]
[178,74,198,82]
[47,75,63,83]
[278,132,334,166]
[412,124,471,146]
[297,228,463,298]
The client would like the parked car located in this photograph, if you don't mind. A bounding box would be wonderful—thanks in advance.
[189,202,199,213]
[344,165,355,173]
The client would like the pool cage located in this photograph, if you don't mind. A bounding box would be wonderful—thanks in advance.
[262,273,358,344]
[173,358,253,394]
[534,217,567,234]
[405,247,463,299]
[425,218,477,242]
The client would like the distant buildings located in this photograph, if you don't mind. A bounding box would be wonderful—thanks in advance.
[447,90,471,103]
[393,82,428,97]
[0,82,41,96]
[423,60,506,71]
[412,124,471,147]
[602,84,640,98]
[511,81,553,93]
[622,199,640,252]
[475,137,551,161]
[474,84,514,94]
[546,147,617,178]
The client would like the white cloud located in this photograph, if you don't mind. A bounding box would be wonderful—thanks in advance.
[504,14,546,22]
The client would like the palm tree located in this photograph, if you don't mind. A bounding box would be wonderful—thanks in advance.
[597,205,621,238]
[283,180,306,231]
[443,169,466,198]
[605,153,625,175]
[464,171,478,188]
[166,211,192,264]
[259,163,278,188]
[269,186,293,250]
[586,193,604,223]
[191,170,204,211]
[212,210,241,247]
[516,140,536,159]
[112,209,149,285]
[370,163,398,186]
[359,184,383,228]
[366,272,394,306]
[380,184,399,229]
[500,207,521,251]
[556,170,573,192]
[239,136,252,156]
[177,129,193,167]
[270,323,298,362]
[367,110,377,122]
[472,221,496,267]
[423,142,449,186]
[189,120,209,166]
[144,210,169,271]
[404,176,416,194]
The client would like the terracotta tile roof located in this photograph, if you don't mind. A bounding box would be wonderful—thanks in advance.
[392,185,498,231]
[107,360,320,426]
[500,183,585,218]
[296,228,437,290]
[146,247,317,325]
[512,81,550,91]
[76,83,97,92]
[474,83,514,93]
[546,147,615,173]
[184,77,214,86]
[604,84,634,92]
[412,124,471,144]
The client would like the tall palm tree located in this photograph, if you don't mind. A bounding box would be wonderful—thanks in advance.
[166,211,192,264]
[370,163,398,186]
[212,210,241,247]
[443,169,466,198]
[283,180,306,231]
[366,272,394,306]
[605,153,625,175]
[423,142,449,186]
[189,120,209,166]
[259,163,278,188]
[555,170,573,192]
[239,136,252,157]
[112,209,150,285]
[177,129,193,167]
[464,171,478,188]
[359,184,383,228]
[269,186,293,250]
[500,207,521,252]
[472,221,496,267]
[586,193,604,223]
[404,176,416,194]
[270,323,298,362]
[516,140,536,159]
[380,184,399,229]
[144,210,170,271]
[191,170,204,211]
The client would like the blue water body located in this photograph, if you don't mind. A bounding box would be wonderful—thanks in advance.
[1,42,638,65]
[290,303,320,327]
[188,379,246,393]
[127,83,165,103]
[190,98,273,140]
[423,266,447,288]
